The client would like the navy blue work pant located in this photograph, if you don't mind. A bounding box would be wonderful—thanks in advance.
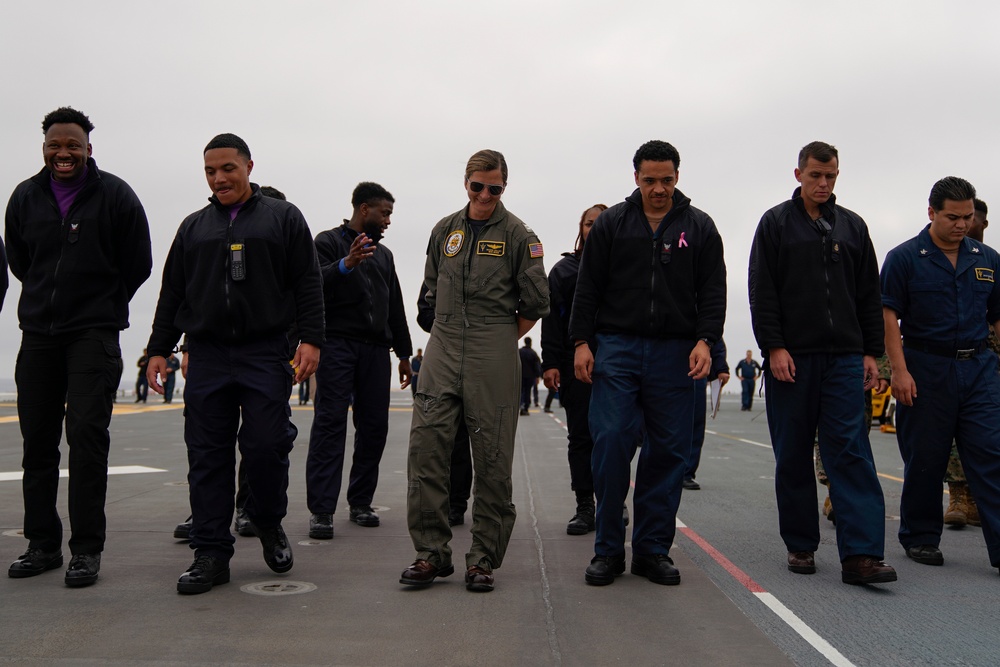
[520,378,535,410]
[687,378,707,480]
[590,335,693,558]
[741,378,755,410]
[765,353,886,560]
[306,337,391,514]
[184,336,296,560]
[16,329,123,555]
[561,365,594,495]
[897,349,1000,566]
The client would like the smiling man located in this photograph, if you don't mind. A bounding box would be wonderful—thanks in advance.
[146,133,324,594]
[570,140,726,587]
[5,107,152,588]
[749,141,895,585]
[882,177,1000,575]
[305,182,412,539]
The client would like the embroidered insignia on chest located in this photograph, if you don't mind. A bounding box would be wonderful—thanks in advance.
[833,242,840,253]
[444,231,464,257]
[919,249,928,255]
[528,242,544,258]
[477,240,505,256]
[975,267,994,282]
[70,223,79,231]
[972,247,981,254]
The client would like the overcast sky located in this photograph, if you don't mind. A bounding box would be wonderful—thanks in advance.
[1,1,997,390]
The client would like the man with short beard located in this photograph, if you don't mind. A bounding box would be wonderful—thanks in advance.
[305,182,412,539]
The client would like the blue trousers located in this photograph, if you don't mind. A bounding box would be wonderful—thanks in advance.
[590,335,693,557]
[741,378,755,410]
[184,336,296,560]
[306,337,391,514]
[764,353,886,560]
[686,378,707,480]
[897,349,1000,566]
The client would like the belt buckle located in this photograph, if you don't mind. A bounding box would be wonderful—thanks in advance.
[956,348,975,360]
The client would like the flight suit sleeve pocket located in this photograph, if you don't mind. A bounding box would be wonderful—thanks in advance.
[517,268,550,320]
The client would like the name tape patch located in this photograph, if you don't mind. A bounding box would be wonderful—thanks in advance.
[477,240,505,256]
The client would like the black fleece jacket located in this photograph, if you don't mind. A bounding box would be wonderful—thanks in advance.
[146,185,324,357]
[569,188,726,344]
[748,188,883,357]
[541,250,581,371]
[314,222,411,358]
[5,158,152,334]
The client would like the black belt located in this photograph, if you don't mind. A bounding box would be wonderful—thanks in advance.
[904,339,987,360]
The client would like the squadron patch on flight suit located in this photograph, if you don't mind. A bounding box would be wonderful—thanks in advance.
[477,240,505,256]
[975,267,995,282]
[444,231,465,257]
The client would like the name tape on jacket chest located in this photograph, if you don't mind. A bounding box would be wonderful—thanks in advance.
[976,267,995,283]
[477,240,505,256]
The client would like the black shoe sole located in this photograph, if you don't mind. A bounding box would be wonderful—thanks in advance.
[308,528,334,540]
[566,523,595,536]
[906,552,944,566]
[350,517,380,527]
[8,556,64,578]
[788,564,817,574]
[236,525,257,538]
[264,555,294,574]
[585,561,625,586]
[842,570,897,585]
[65,573,99,588]
[173,526,191,540]
[178,568,231,594]
[466,580,495,592]
[631,561,681,585]
[399,564,455,586]
[584,572,617,586]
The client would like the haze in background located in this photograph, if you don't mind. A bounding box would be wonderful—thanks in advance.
[1,1,995,391]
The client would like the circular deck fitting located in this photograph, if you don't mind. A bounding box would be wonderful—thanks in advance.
[241,580,317,596]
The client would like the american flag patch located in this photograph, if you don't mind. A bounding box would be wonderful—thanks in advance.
[528,242,544,258]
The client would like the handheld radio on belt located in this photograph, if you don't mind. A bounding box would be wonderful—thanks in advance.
[230,242,246,281]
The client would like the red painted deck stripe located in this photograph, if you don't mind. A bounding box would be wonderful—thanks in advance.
[678,525,767,593]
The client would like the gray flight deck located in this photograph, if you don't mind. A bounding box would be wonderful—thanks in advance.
[0,392,997,666]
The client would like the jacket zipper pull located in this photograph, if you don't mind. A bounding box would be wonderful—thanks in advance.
[462,302,470,328]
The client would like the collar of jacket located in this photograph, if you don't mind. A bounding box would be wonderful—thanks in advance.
[208,182,262,212]
[339,220,358,238]
[462,200,508,226]
[790,186,838,220]
[30,157,101,192]
[624,187,692,215]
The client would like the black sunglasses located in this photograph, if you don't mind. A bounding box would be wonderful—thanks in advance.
[468,181,504,196]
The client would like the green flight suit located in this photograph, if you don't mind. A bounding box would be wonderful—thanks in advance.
[407,201,549,571]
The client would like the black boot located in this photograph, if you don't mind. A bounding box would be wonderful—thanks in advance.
[567,497,596,535]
